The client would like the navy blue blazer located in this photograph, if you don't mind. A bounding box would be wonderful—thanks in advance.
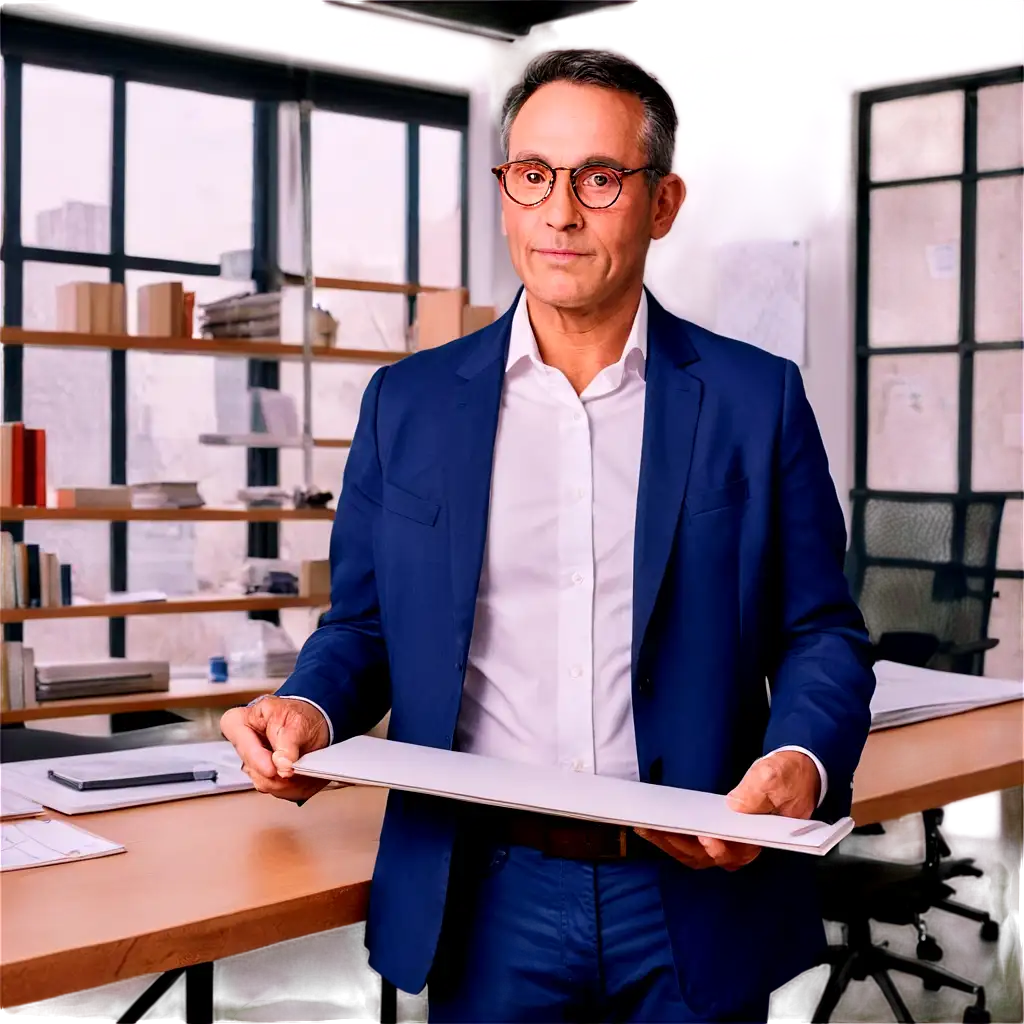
[276,288,875,1016]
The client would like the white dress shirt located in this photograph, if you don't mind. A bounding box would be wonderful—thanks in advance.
[286,290,827,802]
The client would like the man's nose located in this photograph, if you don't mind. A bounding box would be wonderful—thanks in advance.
[544,169,583,232]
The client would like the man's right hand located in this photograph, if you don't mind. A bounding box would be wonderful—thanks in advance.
[220,697,332,803]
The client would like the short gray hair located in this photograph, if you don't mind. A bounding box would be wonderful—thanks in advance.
[499,49,677,182]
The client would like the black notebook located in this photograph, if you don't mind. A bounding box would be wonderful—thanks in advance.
[47,758,218,792]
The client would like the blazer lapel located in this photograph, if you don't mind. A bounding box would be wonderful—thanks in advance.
[445,301,515,666]
[632,292,703,679]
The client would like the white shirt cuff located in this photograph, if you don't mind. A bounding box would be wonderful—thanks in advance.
[766,745,828,808]
[277,695,335,745]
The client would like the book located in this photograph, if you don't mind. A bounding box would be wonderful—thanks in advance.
[21,428,45,507]
[295,737,855,856]
[56,486,132,509]
[46,554,60,609]
[21,645,36,709]
[4,643,24,711]
[1,531,15,608]
[60,564,73,606]
[13,542,28,609]
[25,544,41,608]
[0,424,12,505]
[0,645,9,712]
[2,422,26,506]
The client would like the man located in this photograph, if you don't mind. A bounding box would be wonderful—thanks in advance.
[222,49,875,1023]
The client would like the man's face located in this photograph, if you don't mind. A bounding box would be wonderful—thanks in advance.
[501,80,682,311]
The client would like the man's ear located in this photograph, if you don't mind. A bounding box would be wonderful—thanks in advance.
[650,173,686,241]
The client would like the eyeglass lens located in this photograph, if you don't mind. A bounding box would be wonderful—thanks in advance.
[503,162,622,209]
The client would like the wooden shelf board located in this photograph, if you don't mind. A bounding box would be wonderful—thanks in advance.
[282,274,456,296]
[0,593,328,624]
[0,677,274,724]
[0,327,405,365]
[198,434,352,449]
[0,506,335,522]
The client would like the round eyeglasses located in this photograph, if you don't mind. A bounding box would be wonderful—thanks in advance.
[491,159,658,210]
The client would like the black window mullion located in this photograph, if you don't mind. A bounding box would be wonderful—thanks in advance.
[459,127,469,290]
[405,121,420,327]
[109,72,128,657]
[248,100,281,623]
[1,57,24,645]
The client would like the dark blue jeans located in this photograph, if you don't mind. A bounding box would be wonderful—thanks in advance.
[427,840,770,1023]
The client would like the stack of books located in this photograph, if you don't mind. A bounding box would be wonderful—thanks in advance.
[1,531,72,608]
[0,423,46,507]
[33,659,171,701]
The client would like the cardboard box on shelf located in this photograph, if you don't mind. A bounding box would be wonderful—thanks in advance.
[299,559,331,599]
[138,282,185,337]
[462,305,497,335]
[55,283,126,334]
[415,289,466,351]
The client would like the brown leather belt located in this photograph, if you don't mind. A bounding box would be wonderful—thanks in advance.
[473,806,662,861]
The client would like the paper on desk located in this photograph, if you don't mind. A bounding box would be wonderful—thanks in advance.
[0,790,45,820]
[294,737,853,856]
[871,661,1024,731]
[1,819,125,871]
[1,741,253,815]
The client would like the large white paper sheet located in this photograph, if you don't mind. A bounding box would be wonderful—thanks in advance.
[295,737,853,855]
[871,661,1023,730]
[1,741,253,815]
[715,240,807,365]
[1,819,125,871]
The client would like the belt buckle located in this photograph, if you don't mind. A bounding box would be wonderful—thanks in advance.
[592,827,629,861]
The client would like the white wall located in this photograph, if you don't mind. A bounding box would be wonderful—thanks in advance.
[494,0,1024,503]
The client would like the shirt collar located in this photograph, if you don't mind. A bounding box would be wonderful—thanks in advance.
[506,289,648,384]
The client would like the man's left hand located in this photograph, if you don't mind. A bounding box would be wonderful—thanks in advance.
[634,750,820,872]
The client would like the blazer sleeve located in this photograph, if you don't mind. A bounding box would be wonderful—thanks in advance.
[761,360,876,822]
[273,366,391,742]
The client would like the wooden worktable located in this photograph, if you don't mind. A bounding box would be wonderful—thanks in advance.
[0,785,385,1007]
[1,700,1021,1008]
[0,677,277,725]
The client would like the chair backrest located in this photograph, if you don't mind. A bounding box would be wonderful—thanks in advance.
[845,496,1005,674]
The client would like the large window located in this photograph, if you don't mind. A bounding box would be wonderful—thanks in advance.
[1,12,468,666]
[855,68,1023,679]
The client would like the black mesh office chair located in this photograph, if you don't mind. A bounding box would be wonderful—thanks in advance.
[813,496,1005,1022]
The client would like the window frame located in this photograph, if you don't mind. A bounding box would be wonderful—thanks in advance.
[1,12,470,656]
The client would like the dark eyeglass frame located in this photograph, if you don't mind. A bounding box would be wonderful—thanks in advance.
[491,159,660,209]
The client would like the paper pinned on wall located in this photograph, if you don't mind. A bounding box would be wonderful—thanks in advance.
[715,240,807,366]
[925,242,959,280]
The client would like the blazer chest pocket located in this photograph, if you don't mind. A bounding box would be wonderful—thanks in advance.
[685,477,750,517]
[382,481,440,527]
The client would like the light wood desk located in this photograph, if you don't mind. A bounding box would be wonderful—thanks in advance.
[0,677,279,725]
[0,785,386,1011]
[1,702,1021,1017]
[852,699,1024,825]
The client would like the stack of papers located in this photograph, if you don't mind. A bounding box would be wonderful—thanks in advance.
[131,481,203,510]
[0,790,44,821]
[871,661,1024,731]
[2,741,252,815]
[1,819,125,871]
[294,736,854,856]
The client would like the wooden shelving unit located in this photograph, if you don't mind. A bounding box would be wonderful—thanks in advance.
[0,593,327,625]
[0,327,406,366]
[0,506,335,522]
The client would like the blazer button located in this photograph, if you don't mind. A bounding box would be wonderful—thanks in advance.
[638,675,652,696]
[648,757,664,785]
